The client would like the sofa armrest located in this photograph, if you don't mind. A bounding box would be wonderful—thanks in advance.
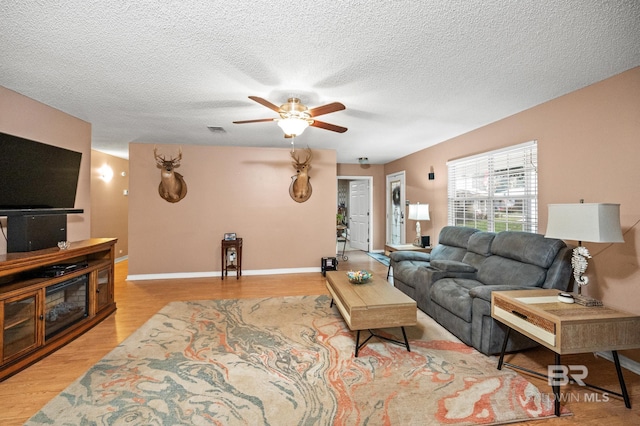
[430,259,476,273]
[469,285,537,303]
[389,251,431,263]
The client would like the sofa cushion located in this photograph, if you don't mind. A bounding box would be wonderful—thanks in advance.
[430,278,481,323]
[477,256,546,287]
[490,231,564,269]
[392,261,430,289]
[461,232,496,269]
[466,232,495,256]
[438,226,480,247]
[430,259,476,273]
[429,226,480,262]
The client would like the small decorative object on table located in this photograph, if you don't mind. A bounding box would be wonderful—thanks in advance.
[573,293,604,307]
[57,241,70,250]
[347,270,372,284]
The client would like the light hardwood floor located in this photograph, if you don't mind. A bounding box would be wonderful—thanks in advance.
[0,250,638,425]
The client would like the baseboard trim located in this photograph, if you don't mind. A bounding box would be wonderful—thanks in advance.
[594,351,640,376]
[127,267,320,281]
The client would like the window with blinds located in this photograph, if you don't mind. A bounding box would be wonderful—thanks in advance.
[447,141,538,233]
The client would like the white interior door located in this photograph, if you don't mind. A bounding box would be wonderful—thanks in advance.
[349,180,369,251]
[386,171,406,244]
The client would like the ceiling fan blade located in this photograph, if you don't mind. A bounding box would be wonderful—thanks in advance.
[248,96,281,113]
[233,118,276,124]
[310,120,348,133]
[308,102,346,117]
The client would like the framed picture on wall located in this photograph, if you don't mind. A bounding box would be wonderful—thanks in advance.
[224,233,237,241]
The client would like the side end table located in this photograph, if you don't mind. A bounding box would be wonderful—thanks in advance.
[221,238,242,280]
[491,289,640,416]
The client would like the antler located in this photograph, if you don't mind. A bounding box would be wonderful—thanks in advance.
[304,147,312,164]
[154,146,182,167]
[290,150,300,167]
[291,147,312,166]
[153,147,166,165]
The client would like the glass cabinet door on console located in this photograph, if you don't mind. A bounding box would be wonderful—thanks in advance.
[2,291,43,364]
[95,268,112,312]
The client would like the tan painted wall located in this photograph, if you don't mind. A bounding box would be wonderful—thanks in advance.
[336,163,387,251]
[128,143,337,276]
[0,86,91,254]
[385,67,640,314]
[90,150,129,259]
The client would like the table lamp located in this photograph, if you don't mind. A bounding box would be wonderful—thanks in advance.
[408,203,430,247]
[545,202,624,294]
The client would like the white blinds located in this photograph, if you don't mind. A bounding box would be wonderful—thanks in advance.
[447,141,538,233]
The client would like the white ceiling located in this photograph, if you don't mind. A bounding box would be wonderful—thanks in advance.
[1,1,639,164]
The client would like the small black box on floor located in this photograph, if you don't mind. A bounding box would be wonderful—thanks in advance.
[321,257,338,276]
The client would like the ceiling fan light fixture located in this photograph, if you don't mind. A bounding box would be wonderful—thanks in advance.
[278,117,310,136]
[236,95,347,135]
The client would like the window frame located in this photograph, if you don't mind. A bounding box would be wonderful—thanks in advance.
[447,141,538,233]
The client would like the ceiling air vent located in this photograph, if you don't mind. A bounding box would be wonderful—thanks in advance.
[207,126,226,133]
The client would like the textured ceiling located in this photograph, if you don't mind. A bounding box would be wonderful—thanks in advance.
[1,1,639,163]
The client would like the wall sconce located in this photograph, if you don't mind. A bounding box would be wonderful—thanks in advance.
[98,164,114,182]
[428,166,435,180]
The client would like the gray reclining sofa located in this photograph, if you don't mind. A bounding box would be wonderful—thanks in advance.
[389,226,572,355]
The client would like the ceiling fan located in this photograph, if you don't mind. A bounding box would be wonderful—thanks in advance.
[233,96,348,137]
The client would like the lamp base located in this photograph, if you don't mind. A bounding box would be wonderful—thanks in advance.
[413,221,422,246]
[571,246,592,295]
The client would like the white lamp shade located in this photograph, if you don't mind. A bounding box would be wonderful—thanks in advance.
[277,117,309,136]
[408,204,430,221]
[545,203,624,243]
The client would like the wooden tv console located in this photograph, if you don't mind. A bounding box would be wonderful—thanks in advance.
[0,238,117,381]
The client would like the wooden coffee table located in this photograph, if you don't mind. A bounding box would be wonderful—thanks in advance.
[325,270,417,356]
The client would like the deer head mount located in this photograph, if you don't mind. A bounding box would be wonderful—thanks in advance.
[289,147,313,203]
[154,147,188,203]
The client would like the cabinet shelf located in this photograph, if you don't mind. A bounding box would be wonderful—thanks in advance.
[4,316,32,331]
[3,302,34,330]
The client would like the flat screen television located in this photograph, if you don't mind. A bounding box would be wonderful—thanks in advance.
[0,131,84,252]
[0,131,82,215]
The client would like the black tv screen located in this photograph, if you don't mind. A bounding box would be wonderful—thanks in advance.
[0,131,82,212]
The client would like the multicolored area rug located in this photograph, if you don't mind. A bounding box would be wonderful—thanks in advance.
[27,295,565,425]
